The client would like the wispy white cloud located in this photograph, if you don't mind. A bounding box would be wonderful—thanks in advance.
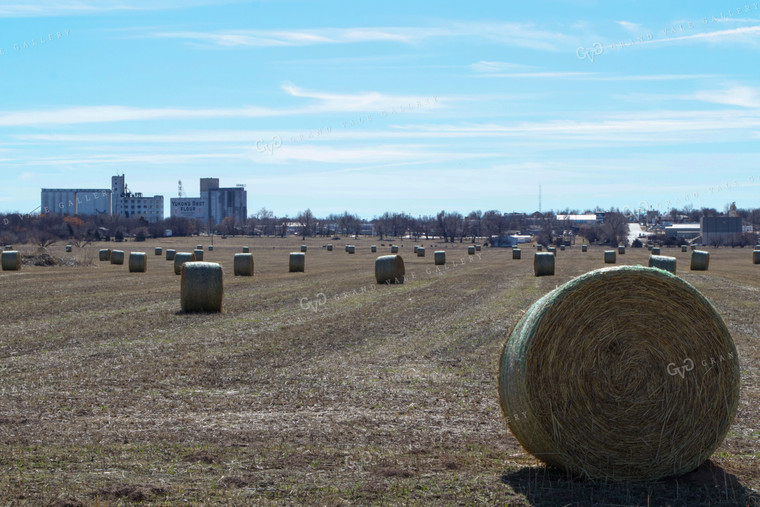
[469,60,533,73]
[0,0,242,17]
[688,85,760,108]
[617,21,642,33]
[646,24,760,46]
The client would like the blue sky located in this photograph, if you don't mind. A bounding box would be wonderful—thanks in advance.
[1,0,759,219]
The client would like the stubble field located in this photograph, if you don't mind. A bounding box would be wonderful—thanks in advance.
[0,238,758,505]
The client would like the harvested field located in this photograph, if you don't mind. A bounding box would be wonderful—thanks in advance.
[0,239,758,505]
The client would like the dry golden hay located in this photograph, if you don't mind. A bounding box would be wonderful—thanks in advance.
[468,246,475,255]
[417,247,425,257]
[166,249,176,261]
[498,265,740,481]
[618,245,626,254]
[533,252,554,276]
[347,245,356,254]
[194,249,204,261]
[649,254,676,274]
[242,246,250,253]
[65,245,72,252]
[653,247,661,255]
[110,250,125,265]
[233,253,254,276]
[99,249,111,261]
[753,250,760,265]
[434,251,446,265]
[604,250,616,264]
[174,252,196,275]
[180,261,223,313]
[155,247,162,256]
[289,252,305,272]
[682,245,688,253]
[128,252,147,273]
[537,245,543,251]
[301,245,307,252]
[391,245,399,253]
[691,250,710,271]
[512,248,521,259]
[327,244,333,251]
[371,245,377,253]
[1,251,21,271]
[375,254,405,284]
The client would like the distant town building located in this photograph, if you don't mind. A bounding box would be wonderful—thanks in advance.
[556,214,603,227]
[111,175,164,223]
[170,177,247,225]
[700,216,742,245]
[665,223,700,239]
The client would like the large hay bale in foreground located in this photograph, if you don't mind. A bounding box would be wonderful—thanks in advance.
[174,252,196,275]
[498,266,739,481]
[581,245,588,252]
[512,249,521,259]
[604,250,616,264]
[110,250,125,265]
[194,249,204,261]
[417,247,425,257]
[1,251,21,271]
[534,252,554,276]
[289,252,305,272]
[754,250,760,265]
[682,245,688,253]
[180,262,223,313]
[99,249,111,261]
[233,253,254,276]
[691,250,710,271]
[468,246,475,255]
[375,255,405,284]
[128,252,147,273]
[155,247,162,256]
[391,245,399,253]
[166,249,176,261]
[434,251,446,265]
[649,254,676,274]
[618,245,625,254]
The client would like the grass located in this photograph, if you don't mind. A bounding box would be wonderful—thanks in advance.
[0,238,758,505]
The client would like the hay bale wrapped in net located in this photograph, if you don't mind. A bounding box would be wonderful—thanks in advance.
[512,249,521,259]
[604,250,616,264]
[155,247,162,256]
[391,245,399,253]
[65,245,72,253]
[653,247,661,255]
[371,245,377,253]
[417,247,425,257]
[174,252,196,275]
[166,249,176,261]
[754,250,760,265]
[99,249,111,261]
[649,254,676,274]
[327,244,333,251]
[128,252,147,273]
[233,253,254,276]
[1,251,21,271]
[682,245,688,252]
[691,250,710,271]
[208,245,214,251]
[110,250,125,265]
[581,245,588,252]
[498,265,739,481]
[301,245,307,252]
[242,246,250,253]
[618,245,625,254]
[534,252,554,276]
[289,252,305,272]
[194,249,204,261]
[537,245,543,251]
[181,261,223,313]
[375,254,405,284]
[347,245,356,254]
[468,246,475,255]
[434,251,446,265]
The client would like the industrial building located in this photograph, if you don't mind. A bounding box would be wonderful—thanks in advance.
[700,216,742,245]
[170,178,247,226]
[665,223,700,240]
[111,175,164,223]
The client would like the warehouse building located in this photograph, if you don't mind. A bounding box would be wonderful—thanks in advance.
[170,177,247,226]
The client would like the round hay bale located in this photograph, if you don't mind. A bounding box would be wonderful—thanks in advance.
[391,245,399,253]
[498,265,739,481]
[434,251,446,265]
[537,245,543,251]
[414,246,419,253]
[753,250,760,264]
[110,250,125,265]
[327,244,333,251]
[476,244,481,251]
[194,249,204,261]
[581,245,588,252]
[289,252,305,272]
[208,245,214,251]
[468,246,475,255]
[691,245,697,251]
[653,247,661,255]
[1,251,21,271]
[347,245,356,254]
[417,247,425,257]
[649,254,676,274]
[196,244,203,250]
[166,249,176,261]
[647,245,653,251]
[618,245,625,254]
[65,245,72,253]
[533,252,554,276]
[155,247,162,256]
[604,250,616,264]
[174,252,196,275]
[301,245,307,252]
[128,252,147,273]
[681,245,688,253]
[233,253,254,276]
[512,249,521,259]
[5,245,12,250]
[242,246,250,253]
[547,246,556,254]
[345,245,350,252]
[371,245,377,253]
[180,261,223,313]
[691,250,709,271]
[375,254,405,284]
[99,249,111,261]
